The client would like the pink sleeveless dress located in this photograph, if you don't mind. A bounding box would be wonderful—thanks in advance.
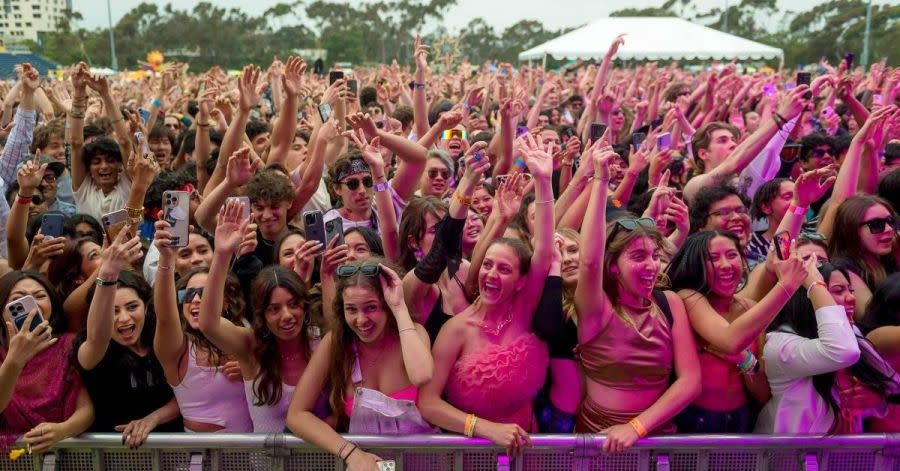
[445,334,548,432]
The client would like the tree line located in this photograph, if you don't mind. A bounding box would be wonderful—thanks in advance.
[21,0,900,70]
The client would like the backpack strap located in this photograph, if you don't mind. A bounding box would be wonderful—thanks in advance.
[652,289,674,327]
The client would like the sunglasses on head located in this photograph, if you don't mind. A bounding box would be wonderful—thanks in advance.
[860,216,898,235]
[615,217,656,231]
[341,176,374,191]
[336,264,381,277]
[428,168,451,179]
[799,231,827,241]
[177,287,204,304]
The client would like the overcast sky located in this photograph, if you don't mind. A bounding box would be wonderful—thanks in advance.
[72,0,887,34]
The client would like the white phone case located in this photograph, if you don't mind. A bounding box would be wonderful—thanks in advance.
[163,191,190,247]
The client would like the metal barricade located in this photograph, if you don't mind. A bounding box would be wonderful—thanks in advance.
[7,434,900,471]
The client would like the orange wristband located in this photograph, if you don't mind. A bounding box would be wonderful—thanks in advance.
[628,418,648,438]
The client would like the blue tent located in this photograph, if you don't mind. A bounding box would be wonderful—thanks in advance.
[0,51,58,78]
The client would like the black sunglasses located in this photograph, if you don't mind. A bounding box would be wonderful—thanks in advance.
[177,287,204,304]
[810,148,835,158]
[341,176,374,191]
[859,217,897,235]
[615,217,656,231]
[336,264,381,277]
[428,169,451,179]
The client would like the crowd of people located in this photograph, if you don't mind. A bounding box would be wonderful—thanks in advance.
[0,32,899,469]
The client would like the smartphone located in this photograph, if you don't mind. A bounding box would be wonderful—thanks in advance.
[873,94,883,106]
[657,132,672,151]
[632,132,647,149]
[495,174,510,186]
[780,143,802,163]
[668,157,685,176]
[7,295,44,333]
[774,231,791,260]
[226,196,251,222]
[162,190,190,247]
[515,126,529,138]
[796,72,812,99]
[347,79,358,95]
[324,216,344,248]
[101,209,130,240]
[41,213,65,238]
[303,210,327,250]
[377,461,396,471]
[318,103,332,123]
[590,123,607,143]
[134,131,149,157]
[763,83,776,97]
[138,107,151,125]
[844,53,854,70]
[650,117,664,129]
[329,70,344,85]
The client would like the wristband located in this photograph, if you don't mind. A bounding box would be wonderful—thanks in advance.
[628,418,648,438]
[789,203,807,216]
[15,194,33,205]
[95,276,118,287]
[453,192,473,206]
[412,82,426,90]
[151,98,163,108]
[373,180,389,193]
[806,280,827,299]
[464,414,478,437]
[514,158,527,170]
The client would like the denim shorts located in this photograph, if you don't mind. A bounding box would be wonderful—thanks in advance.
[674,403,753,433]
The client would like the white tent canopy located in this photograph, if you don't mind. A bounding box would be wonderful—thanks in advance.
[519,17,783,63]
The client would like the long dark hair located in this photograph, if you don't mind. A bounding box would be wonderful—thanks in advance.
[249,265,312,406]
[603,218,669,306]
[0,271,68,348]
[668,230,746,297]
[859,272,900,335]
[47,238,97,299]
[768,262,896,433]
[829,195,898,289]
[345,227,384,258]
[176,267,245,370]
[327,257,400,430]
[398,196,448,271]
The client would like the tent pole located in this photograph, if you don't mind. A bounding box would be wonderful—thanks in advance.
[542,53,547,70]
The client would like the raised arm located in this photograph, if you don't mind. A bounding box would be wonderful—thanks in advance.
[267,57,308,167]
[516,134,555,315]
[197,199,256,363]
[381,265,433,385]
[76,227,143,370]
[193,86,216,193]
[194,147,260,235]
[6,161,44,270]
[205,65,262,197]
[679,244,807,355]
[151,220,187,384]
[69,63,90,191]
[412,36,430,140]
[85,74,133,167]
[0,309,56,413]
[0,65,38,186]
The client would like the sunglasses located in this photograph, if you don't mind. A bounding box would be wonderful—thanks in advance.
[441,130,468,140]
[810,148,835,158]
[428,168,451,179]
[341,176,374,191]
[336,264,381,277]
[799,231,827,241]
[859,217,898,235]
[177,287,204,304]
[615,217,656,231]
[709,206,748,218]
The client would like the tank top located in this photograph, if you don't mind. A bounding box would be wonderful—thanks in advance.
[243,379,295,433]
[172,344,253,432]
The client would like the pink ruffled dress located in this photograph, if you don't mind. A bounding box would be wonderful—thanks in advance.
[445,334,548,432]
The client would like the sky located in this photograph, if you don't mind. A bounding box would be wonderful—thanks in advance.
[72,0,889,34]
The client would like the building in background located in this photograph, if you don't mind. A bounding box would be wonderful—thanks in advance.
[0,0,72,43]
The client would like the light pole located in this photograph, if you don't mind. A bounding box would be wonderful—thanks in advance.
[722,0,729,34]
[106,0,117,70]
[861,0,872,67]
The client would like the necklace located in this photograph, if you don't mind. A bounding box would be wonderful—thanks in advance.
[479,308,514,336]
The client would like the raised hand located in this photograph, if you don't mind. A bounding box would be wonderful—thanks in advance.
[3,309,55,369]
[225,147,260,188]
[493,173,525,223]
[85,73,110,96]
[320,235,349,279]
[237,222,259,258]
[516,132,553,179]
[23,232,66,271]
[777,85,811,120]
[606,34,626,58]
[238,65,262,112]
[215,199,250,255]
[793,166,837,208]
[19,63,40,92]
[99,225,143,280]
[290,239,322,281]
[771,239,807,292]
[414,35,429,72]
[16,159,45,195]
[281,56,309,98]
[343,128,385,178]
[378,264,406,311]
[346,112,379,141]
[321,78,348,107]
[71,62,90,92]
[437,110,463,131]
[131,151,161,188]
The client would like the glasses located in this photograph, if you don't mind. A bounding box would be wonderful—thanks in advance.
[336,264,381,277]
[709,206,748,218]
[42,173,57,183]
[615,217,656,231]
[428,168,451,179]
[859,216,898,235]
[810,148,835,158]
[440,130,468,140]
[177,287,204,304]
[341,176,373,191]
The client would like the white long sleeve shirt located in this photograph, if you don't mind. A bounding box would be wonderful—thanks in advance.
[755,305,860,434]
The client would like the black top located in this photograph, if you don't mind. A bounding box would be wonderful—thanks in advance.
[532,276,577,359]
[79,343,182,432]
[423,292,452,345]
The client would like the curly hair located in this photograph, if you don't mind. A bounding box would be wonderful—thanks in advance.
[245,168,294,205]
[689,184,749,233]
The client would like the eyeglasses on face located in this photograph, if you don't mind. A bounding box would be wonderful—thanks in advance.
[341,176,374,191]
[810,148,835,158]
[428,168,451,179]
[336,264,381,277]
[709,206,748,218]
[42,173,57,183]
[859,216,898,235]
[615,217,656,231]
[177,287,204,304]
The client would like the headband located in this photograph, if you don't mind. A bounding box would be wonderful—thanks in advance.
[336,158,371,183]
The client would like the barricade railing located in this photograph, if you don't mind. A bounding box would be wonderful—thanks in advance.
[7,433,900,471]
